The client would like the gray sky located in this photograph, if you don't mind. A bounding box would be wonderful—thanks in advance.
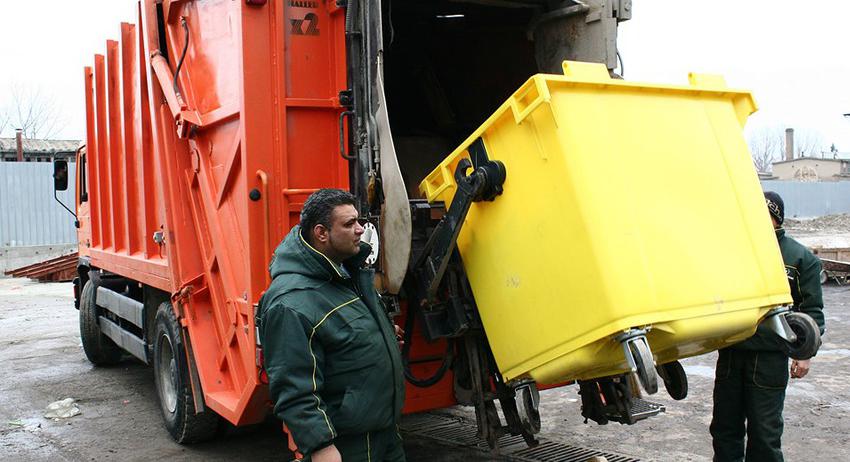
[619,0,850,153]
[2,0,849,152]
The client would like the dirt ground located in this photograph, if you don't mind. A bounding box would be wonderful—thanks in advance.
[2,249,848,461]
[785,215,850,249]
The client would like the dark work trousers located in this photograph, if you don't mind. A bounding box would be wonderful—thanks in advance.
[305,426,405,462]
[710,348,789,462]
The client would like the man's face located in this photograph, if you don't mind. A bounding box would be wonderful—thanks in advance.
[321,204,364,262]
[771,216,780,229]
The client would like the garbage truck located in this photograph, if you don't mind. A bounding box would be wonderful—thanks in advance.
[55,0,822,451]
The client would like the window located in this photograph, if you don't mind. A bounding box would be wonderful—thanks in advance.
[79,152,88,203]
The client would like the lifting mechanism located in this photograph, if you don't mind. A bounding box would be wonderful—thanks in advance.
[403,139,543,448]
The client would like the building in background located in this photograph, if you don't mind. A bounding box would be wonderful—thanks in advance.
[771,158,850,181]
[0,131,79,163]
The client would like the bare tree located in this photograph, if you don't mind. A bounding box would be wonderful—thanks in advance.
[748,126,832,170]
[795,129,827,158]
[0,108,8,137]
[5,83,66,139]
[748,126,784,173]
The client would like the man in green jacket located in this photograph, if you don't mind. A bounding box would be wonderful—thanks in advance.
[710,191,826,461]
[259,189,406,462]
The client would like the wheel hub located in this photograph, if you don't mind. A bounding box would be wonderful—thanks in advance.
[157,333,178,414]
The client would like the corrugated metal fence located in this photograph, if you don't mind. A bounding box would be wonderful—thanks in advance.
[761,180,850,218]
[0,162,78,247]
[2,163,845,246]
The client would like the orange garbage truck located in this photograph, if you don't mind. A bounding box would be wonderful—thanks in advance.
[59,0,821,451]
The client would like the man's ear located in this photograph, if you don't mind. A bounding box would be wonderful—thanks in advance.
[312,224,330,244]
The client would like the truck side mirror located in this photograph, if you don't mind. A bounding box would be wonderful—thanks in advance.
[54,159,69,191]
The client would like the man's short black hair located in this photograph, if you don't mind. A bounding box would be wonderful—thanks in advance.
[300,189,357,244]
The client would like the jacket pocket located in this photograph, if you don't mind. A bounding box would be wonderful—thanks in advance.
[332,385,382,434]
[752,352,789,389]
[324,307,368,349]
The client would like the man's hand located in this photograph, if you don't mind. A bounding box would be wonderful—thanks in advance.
[312,444,342,462]
[791,359,810,379]
[395,324,405,349]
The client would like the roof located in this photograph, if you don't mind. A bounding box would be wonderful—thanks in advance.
[0,138,81,156]
[772,157,850,166]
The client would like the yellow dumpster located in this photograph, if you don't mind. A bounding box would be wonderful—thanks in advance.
[419,61,792,385]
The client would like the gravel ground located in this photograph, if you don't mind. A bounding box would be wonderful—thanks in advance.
[785,215,850,249]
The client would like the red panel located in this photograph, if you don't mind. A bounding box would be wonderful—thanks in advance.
[120,23,141,256]
[93,54,110,250]
[81,66,97,255]
[106,40,127,253]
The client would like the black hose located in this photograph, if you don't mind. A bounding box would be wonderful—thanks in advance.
[173,17,189,98]
[345,0,358,35]
[616,50,625,77]
[401,307,455,388]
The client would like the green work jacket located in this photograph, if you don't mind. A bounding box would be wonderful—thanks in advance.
[258,226,405,456]
[733,228,826,352]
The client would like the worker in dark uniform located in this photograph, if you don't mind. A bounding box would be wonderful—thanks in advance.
[258,189,406,462]
[710,191,825,461]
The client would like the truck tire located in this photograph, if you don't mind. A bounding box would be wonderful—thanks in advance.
[79,279,123,366]
[785,312,822,360]
[152,302,219,443]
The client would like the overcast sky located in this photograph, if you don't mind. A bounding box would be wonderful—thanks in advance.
[2,0,849,152]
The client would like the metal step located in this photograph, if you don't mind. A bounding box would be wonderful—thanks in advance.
[401,412,642,462]
[627,398,665,422]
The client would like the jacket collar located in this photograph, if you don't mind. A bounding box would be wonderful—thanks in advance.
[298,232,373,281]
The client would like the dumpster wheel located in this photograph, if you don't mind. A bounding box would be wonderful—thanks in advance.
[785,312,822,360]
[517,382,541,435]
[626,336,658,395]
[657,360,688,400]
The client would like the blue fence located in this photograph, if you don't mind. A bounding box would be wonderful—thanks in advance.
[0,162,78,247]
[761,181,850,219]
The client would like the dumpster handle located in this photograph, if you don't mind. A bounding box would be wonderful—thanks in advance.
[257,170,271,286]
[509,77,551,125]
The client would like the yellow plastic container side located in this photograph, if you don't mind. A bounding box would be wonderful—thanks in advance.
[419,61,792,384]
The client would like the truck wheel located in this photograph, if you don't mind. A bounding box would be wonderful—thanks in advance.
[785,312,822,360]
[79,279,123,365]
[153,302,219,443]
[819,270,828,285]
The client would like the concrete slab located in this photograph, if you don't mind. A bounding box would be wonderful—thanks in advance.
[0,245,77,276]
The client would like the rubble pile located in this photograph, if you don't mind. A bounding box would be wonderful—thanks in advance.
[785,214,850,234]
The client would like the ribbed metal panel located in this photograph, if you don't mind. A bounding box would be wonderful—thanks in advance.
[0,162,78,247]
[761,180,850,218]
